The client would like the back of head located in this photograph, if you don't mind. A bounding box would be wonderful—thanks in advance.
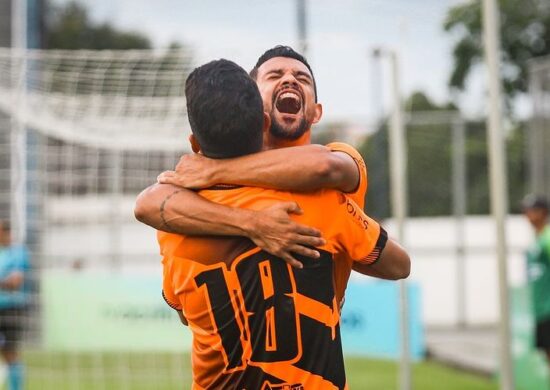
[185,59,264,159]
[250,45,318,102]
[522,194,549,213]
[0,220,10,246]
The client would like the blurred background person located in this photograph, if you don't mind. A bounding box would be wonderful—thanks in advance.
[523,195,550,368]
[0,221,30,390]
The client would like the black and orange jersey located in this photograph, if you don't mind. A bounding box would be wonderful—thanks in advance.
[326,142,369,302]
[159,186,386,390]
[326,142,367,209]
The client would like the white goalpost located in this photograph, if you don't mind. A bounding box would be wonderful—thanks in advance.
[0,47,198,388]
[0,48,194,151]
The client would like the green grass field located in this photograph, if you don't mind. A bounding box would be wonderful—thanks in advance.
[19,350,497,390]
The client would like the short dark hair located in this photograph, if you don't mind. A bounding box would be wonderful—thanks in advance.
[522,194,549,211]
[0,220,9,232]
[250,45,318,102]
[185,59,264,159]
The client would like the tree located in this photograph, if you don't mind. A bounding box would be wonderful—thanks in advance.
[358,91,527,219]
[43,1,193,97]
[444,0,550,105]
[45,1,151,50]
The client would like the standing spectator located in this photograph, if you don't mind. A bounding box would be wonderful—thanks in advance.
[523,195,550,368]
[0,221,29,390]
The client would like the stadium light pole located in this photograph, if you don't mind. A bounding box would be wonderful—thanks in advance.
[296,0,308,56]
[481,0,514,389]
[10,0,28,245]
[372,47,411,390]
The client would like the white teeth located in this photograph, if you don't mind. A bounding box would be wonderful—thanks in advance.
[280,91,299,100]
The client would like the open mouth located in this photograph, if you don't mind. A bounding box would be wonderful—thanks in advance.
[275,91,302,115]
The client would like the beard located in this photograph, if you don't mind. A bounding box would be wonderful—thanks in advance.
[269,112,309,141]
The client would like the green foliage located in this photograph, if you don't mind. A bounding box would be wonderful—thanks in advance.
[358,91,527,218]
[444,0,550,105]
[45,1,151,50]
[311,121,349,145]
[43,2,193,98]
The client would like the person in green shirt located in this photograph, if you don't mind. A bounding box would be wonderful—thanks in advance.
[524,194,550,365]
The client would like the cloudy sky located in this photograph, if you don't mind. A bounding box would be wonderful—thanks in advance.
[54,0,506,125]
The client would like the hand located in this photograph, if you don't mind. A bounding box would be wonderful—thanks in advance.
[157,153,216,189]
[246,202,326,269]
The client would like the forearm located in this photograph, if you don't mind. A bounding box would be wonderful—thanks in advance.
[0,272,24,290]
[134,183,254,236]
[210,145,354,192]
[352,239,410,280]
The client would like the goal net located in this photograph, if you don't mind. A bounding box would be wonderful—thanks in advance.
[0,47,197,389]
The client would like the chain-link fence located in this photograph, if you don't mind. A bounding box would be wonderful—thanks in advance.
[529,55,550,200]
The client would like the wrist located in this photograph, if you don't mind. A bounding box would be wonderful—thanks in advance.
[236,208,259,238]
[206,160,223,186]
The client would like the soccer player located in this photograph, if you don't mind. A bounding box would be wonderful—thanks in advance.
[0,221,29,390]
[160,58,408,389]
[523,195,550,367]
[135,46,402,302]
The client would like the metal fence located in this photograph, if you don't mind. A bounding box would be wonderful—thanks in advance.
[529,55,550,200]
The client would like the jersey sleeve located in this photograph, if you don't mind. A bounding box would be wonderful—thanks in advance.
[11,246,30,273]
[161,256,182,311]
[542,227,550,261]
[326,142,367,209]
[331,195,388,265]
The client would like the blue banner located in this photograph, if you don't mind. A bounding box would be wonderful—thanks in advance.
[341,280,424,359]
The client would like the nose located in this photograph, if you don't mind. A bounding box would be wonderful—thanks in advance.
[280,72,299,88]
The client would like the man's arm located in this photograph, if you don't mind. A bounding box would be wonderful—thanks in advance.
[177,310,188,326]
[352,239,410,280]
[135,183,325,268]
[0,271,24,290]
[157,145,360,193]
[334,196,410,280]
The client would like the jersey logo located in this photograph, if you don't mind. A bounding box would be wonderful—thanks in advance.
[261,381,304,390]
[345,197,369,230]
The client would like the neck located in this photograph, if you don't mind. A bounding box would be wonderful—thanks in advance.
[264,131,311,150]
[535,221,548,235]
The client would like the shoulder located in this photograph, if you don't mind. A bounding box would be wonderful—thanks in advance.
[326,142,368,205]
[5,245,30,268]
[326,142,365,165]
[291,189,348,224]
[11,245,29,258]
[199,186,294,211]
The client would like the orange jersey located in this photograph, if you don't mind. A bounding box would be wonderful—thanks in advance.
[326,142,367,209]
[159,186,386,390]
[327,142,369,301]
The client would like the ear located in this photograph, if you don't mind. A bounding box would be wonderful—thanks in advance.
[262,112,271,134]
[189,134,201,153]
[311,103,323,125]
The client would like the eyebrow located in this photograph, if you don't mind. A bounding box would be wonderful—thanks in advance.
[295,70,312,81]
[264,68,313,81]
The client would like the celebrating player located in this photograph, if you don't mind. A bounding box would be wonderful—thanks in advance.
[135,46,406,303]
[158,58,408,389]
